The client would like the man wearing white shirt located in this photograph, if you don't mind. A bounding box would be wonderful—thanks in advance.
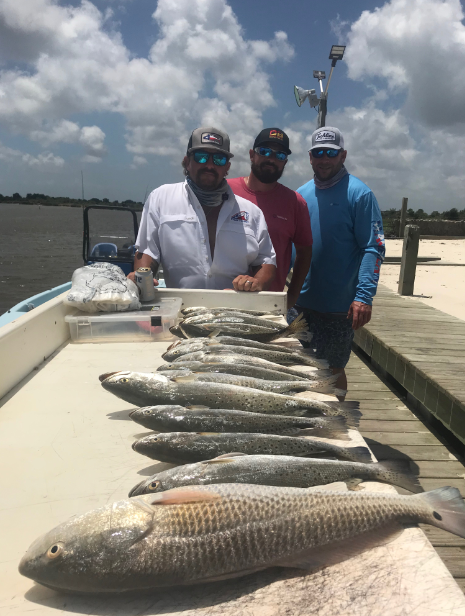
[130,127,276,292]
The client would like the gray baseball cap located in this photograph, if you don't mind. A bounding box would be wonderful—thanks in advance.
[187,127,234,158]
[309,126,345,151]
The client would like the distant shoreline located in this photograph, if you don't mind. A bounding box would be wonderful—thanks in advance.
[1,201,143,210]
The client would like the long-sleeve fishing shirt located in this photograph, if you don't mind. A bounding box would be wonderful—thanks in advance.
[296,173,385,313]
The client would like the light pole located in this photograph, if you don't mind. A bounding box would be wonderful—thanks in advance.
[294,45,346,128]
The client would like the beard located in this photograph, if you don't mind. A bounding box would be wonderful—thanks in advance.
[193,168,220,190]
[251,161,284,184]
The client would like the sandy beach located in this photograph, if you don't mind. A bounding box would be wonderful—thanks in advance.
[380,239,465,322]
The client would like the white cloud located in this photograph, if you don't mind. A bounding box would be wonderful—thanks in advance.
[345,0,465,128]
[0,0,293,167]
[131,155,148,169]
[280,0,465,212]
[21,152,65,167]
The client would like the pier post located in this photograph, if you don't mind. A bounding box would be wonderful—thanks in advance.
[399,197,408,238]
[398,224,420,296]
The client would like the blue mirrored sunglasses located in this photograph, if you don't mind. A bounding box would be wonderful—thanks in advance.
[254,147,288,161]
[311,148,340,159]
[193,151,228,166]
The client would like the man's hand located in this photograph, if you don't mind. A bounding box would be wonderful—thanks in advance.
[348,301,372,330]
[232,275,263,293]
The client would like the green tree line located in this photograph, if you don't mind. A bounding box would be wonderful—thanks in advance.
[0,193,143,209]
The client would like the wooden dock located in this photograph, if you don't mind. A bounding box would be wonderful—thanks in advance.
[348,284,465,591]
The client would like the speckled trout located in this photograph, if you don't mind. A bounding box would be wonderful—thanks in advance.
[157,370,341,395]
[100,371,359,419]
[129,406,352,435]
[131,432,371,464]
[158,361,330,383]
[129,454,421,497]
[163,342,327,368]
[19,484,465,592]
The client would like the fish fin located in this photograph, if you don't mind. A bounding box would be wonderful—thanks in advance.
[295,421,350,441]
[302,450,335,458]
[173,374,201,383]
[417,487,465,538]
[326,401,360,410]
[345,446,373,464]
[306,482,349,493]
[185,405,210,410]
[196,432,221,436]
[374,460,423,494]
[191,566,268,584]
[202,452,249,461]
[207,330,222,339]
[345,478,365,491]
[282,312,308,339]
[132,497,159,514]
[274,523,404,571]
[147,488,221,506]
[201,453,248,465]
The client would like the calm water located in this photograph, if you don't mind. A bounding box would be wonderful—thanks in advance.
[0,204,140,315]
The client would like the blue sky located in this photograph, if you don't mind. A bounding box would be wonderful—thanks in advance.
[0,0,464,212]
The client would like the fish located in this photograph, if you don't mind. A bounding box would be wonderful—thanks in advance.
[181,306,281,317]
[164,370,341,395]
[167,335,310,355]
[100,371,360,419]
[19,484,465,592]
[157,361,332,383]
[131,432,371,464]
[128,454,422,497]
[129,406,352,435]
[178,313,310,343]
[181,313,288,330]
[171,352,327,380]
[163,342,328,369]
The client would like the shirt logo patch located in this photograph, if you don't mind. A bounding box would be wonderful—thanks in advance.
[231,211,249,222]
[315,130,336,142]
[269,129,283,140]
[201,132,223,146]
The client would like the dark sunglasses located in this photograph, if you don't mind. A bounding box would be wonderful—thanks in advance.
[254,147,288,161]
[311,148,340,159]
[193,151,228,166]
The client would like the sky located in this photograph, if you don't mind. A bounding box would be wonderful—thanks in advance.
[0,0,465,212]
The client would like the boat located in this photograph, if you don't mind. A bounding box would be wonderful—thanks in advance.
[2,210,465,614]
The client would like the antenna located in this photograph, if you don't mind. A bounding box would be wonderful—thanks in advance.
[81,170,85,201]
[143,184,149,203]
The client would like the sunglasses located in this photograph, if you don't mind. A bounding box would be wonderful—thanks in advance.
[193,151,228,166]
[254,147,288,161]
[311,148,340,159]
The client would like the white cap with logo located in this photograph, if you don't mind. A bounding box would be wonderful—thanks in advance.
[309,126,344,151]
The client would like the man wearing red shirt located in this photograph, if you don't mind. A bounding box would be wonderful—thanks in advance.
[228,128,312,309]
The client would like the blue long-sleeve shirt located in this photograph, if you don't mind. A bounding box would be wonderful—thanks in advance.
[296,173,385,313]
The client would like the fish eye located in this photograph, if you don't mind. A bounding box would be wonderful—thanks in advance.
[144,410,152,415]
[120,378,129,383]
[148,481,160,491]
[46,543,64,559]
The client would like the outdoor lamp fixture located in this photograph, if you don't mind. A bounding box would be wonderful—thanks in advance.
[294,44,346,128]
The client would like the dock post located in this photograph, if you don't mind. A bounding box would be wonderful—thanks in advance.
[398,224,420,296]
[399,197,408,238]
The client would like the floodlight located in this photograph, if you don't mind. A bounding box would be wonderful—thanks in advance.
[329,45,346,61]
[313,70,326,80]
[294,85,319,108]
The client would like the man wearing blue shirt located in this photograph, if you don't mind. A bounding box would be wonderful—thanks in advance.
[294,127,385,397]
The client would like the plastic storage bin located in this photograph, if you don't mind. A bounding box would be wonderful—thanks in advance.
[65,297,182,343]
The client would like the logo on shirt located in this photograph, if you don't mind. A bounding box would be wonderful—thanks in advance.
[315,130,336,142]
[201,132,223,146]
[269,129,283,140]
[231,211,249,222]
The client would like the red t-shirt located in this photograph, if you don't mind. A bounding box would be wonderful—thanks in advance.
[227,177,312,291]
